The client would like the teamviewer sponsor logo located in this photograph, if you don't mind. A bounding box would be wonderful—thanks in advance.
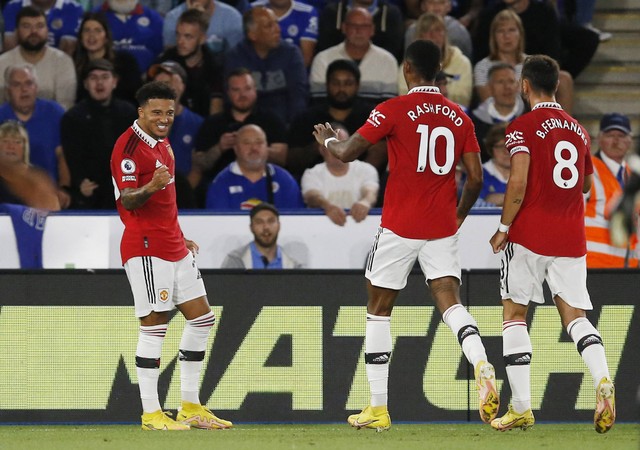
[505,130,524,146]
[367,109,386,127]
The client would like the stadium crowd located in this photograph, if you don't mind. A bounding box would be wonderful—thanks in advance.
[0,0,637,267]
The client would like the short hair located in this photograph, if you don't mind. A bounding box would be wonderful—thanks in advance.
[484,122,508,158]
[521,54,559,96]
[177,8,209,33]
[487,62,516,80]
[405,40,441,82]
[250,202,279,220]
[4,64,38,87]
[0,120,31,164]
[227,66,253,80]
[135,81,177,106]
[326,59,361,84]
[16,5,46,25]
[243,6,266,37]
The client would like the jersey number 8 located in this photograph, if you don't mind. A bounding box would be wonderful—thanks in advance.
[553,140,579,189]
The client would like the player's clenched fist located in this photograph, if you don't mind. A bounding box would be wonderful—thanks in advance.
[149,165,171,192]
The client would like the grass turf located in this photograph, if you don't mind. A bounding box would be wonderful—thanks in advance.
[0,423,638,450]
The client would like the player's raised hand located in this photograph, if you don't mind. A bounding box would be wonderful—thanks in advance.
[149,165,171,192]
[313,122,338,147]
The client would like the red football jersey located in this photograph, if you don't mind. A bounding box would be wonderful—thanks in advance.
[110,121,188,264]
[505,102,593,257]
[358,86,480,239]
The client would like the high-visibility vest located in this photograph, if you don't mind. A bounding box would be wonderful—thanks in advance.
[585,157,638,268]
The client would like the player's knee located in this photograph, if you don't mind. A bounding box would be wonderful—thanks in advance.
[504,352,532,366]
[576,334,603,355]
[365,351,391,364]
[457,324,479,346]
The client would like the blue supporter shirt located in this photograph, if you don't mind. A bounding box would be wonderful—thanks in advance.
[479,163,508,203]
[250,241,284,269]
[169,107,204,176]
[224,40,308,125]
[3,0,83,49]
[94,2,163,72]
[251,0,318,47]
[0,99,64,182]
[205,161,304,210]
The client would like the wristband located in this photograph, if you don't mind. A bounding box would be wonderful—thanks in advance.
[324,137,338,147]
[498,222,510,233]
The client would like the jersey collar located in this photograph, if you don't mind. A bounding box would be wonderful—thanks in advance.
[132,120,160,148]
[407,86,441,95]
[532,102,562,111]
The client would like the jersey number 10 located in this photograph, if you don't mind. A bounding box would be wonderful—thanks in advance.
[416,125,455,175]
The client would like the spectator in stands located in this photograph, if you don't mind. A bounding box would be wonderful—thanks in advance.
[148,60,201,208]
[470,63,524,160]
[0,6,77,110]
[0,64,70,208]
[221,202,304,268]
[473,0,598,82]
[302,125,379,226]
[404,0,472,60]
[163,0,243,56]
[288,59,381,182]
[473,8,573,114]
[225,6,308,125]
[62,59,136,209]
[310,7,397,105]
[250,0,319,68]
[399,12,472,108]
[585,112,638,268]
[0,120,60,210]
[92,0,163,73]
[73,12,142,106]
[316,0,405,63]
[192,67,288,206]
[3,0,84,56]
[478,122,509,207]
[205,124,303,211]
[154,9,224,117]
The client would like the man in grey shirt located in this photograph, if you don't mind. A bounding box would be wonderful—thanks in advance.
[222,202,304,269]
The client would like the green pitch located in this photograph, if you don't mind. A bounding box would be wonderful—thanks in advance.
[0,423,637,450]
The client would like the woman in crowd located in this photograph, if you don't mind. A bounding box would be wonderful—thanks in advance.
[473,9,573,114]
[0,121,60,210]
[73,12,142,105]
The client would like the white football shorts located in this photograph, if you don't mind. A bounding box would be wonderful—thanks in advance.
[500,242,592,309]
[124,253,207,318]
[365,227,461,290]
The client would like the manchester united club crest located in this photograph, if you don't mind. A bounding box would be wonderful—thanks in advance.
[158,289,169,303]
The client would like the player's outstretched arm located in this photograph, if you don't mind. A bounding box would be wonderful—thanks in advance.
[120,165,172,210]
[312,122,371,163]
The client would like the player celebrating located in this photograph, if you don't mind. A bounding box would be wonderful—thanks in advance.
[313,40,499,431]
[489,55,615,433]
[111,81,232,431]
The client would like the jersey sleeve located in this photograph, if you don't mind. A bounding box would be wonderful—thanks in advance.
[357,101,393,145]
[505,119,530,156]
[462,120,481,154]
[584,150,594,176]
[111,144,141,192]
